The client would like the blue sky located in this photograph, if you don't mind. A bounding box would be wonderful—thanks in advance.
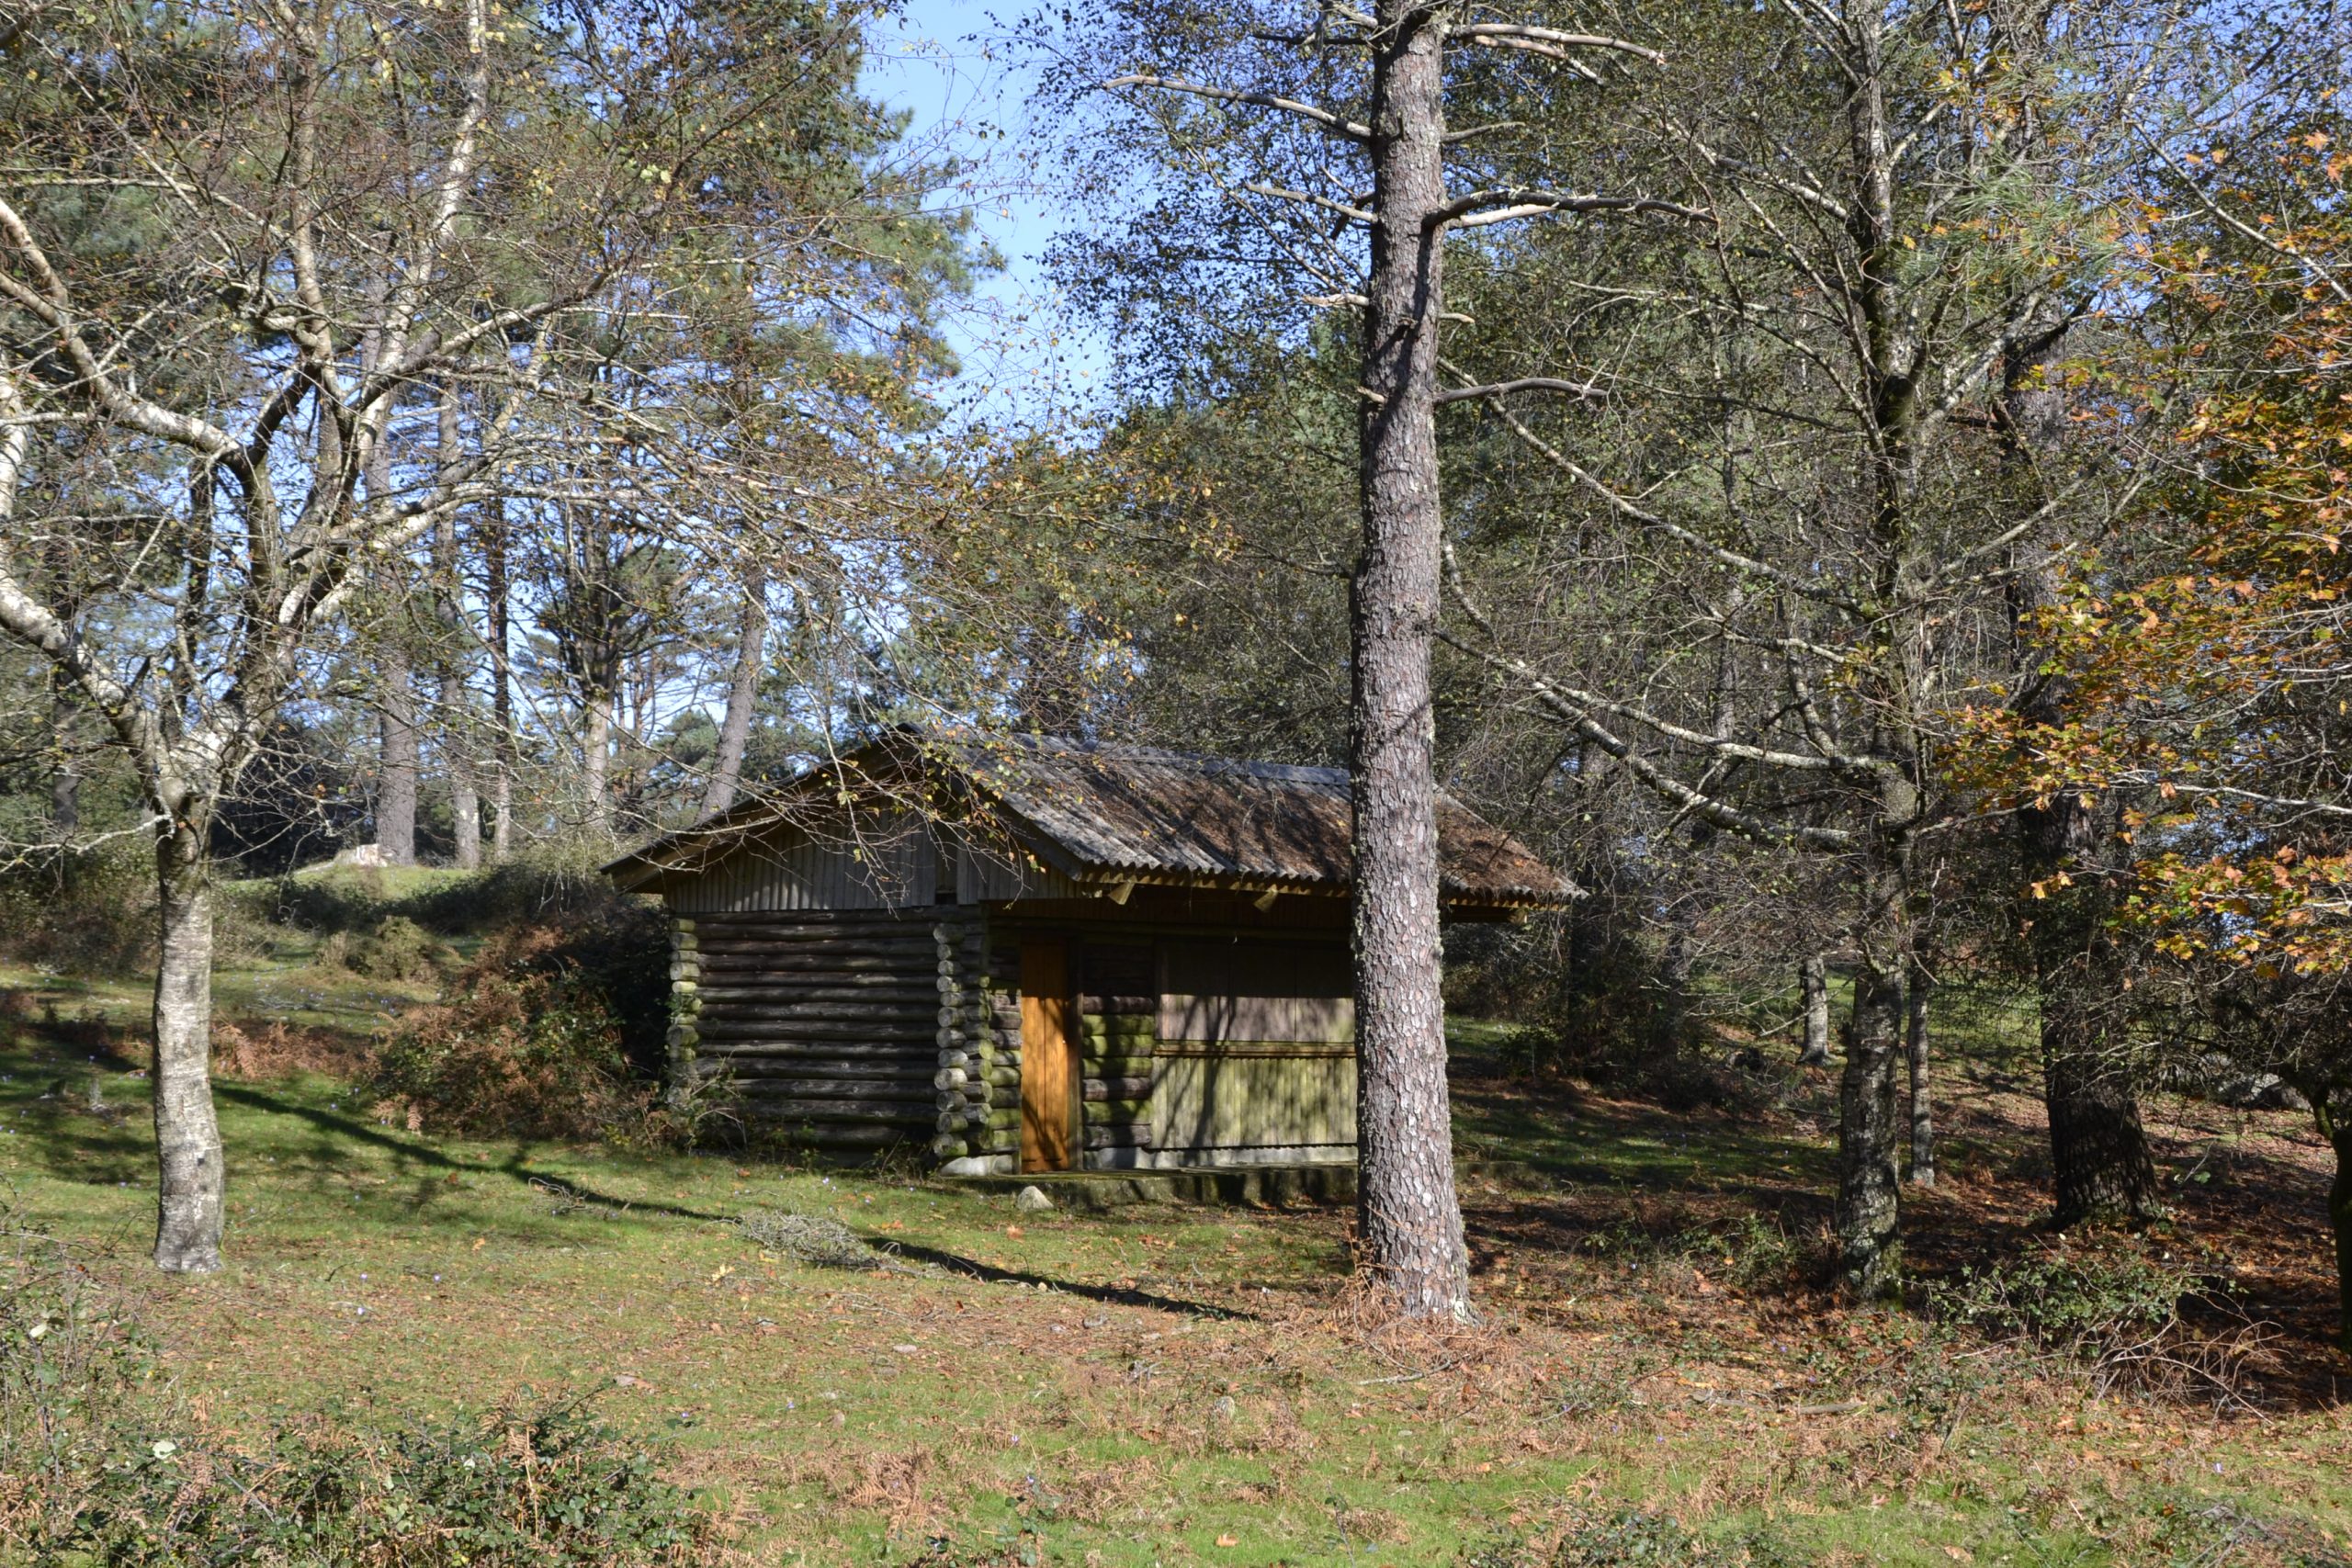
[859,1,1108,428]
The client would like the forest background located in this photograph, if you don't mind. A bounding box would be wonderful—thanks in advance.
[6,0,2352,1514]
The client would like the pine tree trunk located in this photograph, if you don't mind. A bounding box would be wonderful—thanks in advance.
[2023,793,2160,1226]
[365,380,418,865]
[489,756,514,862]
[152,822,224,1273]
[379,653,419,863]
[1906,954,1934,1185]
[1799,953,1831,1066]
[2324,1111,2352,1356]
[702,571,765,817]
[1349,0,1469,1322]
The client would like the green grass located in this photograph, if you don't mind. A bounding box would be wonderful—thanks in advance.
[3,952,2350,1564]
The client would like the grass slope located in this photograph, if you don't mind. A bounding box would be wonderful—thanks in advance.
[2,953,2349,1565]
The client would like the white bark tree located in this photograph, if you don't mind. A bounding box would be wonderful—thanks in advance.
[0,0,903,1269]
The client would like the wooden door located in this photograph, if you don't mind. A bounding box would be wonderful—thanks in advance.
[1019,942,1076,1172]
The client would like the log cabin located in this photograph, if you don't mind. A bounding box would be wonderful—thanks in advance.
[601,730,1573,1176]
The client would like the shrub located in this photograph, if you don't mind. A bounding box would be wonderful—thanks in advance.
[1934,1240,2264,1405]
[0,1199,720,1564]
[1461,1510,1803,1567]
[65,1395,718,1566]
[341,915,454,982]
[0,840,155,974]
[0,1210,162,1504]
[609,1063,744,1156]
[211,1018,375,1082]
[1940,1242,2189,1353]
[374,905,666,1140]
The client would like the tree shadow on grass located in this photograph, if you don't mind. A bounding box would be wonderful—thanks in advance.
[209,1083,1248,1318]
[210,1083,731,1222]
[881,1236,1250,1321]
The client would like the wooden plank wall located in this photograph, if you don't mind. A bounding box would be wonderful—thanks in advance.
[666,818,934,913]
[661,811,1085,915]
[1150,938,1357,1168]
[1154,1051,1356,1150]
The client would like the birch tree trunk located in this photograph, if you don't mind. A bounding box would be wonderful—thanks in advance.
[152,819,224,1272]
[1838,826,1910,1298]
[582,690,614,840]
[1905,953,1934,1185]
[485,495,516,863]
[1799,953,1831,1066]
[702,570,765,817]
[437,381,481,870]
[1351,0,1471,1321]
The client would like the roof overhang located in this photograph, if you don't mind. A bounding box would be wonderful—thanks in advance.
[600,729,1579,910]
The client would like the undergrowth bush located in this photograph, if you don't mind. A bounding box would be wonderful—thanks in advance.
[0,841,155,974]
[66,1396,718,1566]
[335,914,455,983]
[1934,1238,2264,1406]
[1462,1509,1803,1566]
[374,905,667,1140]
[212,1017,376,1081]
[1943,1242,2189,1348]
[0,1201,720,1564]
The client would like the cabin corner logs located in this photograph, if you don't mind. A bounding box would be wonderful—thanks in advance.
[660,906,1357,1175]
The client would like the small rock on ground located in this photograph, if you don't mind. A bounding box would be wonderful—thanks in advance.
[1014,1184,1055,1213]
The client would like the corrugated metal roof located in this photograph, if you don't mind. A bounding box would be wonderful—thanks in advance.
[605,728,1576,908]
[944,735,1572,905]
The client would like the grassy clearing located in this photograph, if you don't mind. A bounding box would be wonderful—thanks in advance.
[3,953,2350,1565]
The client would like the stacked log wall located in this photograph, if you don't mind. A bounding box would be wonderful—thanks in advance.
[678,910,979,1152]
[1078,943,1158,1171]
